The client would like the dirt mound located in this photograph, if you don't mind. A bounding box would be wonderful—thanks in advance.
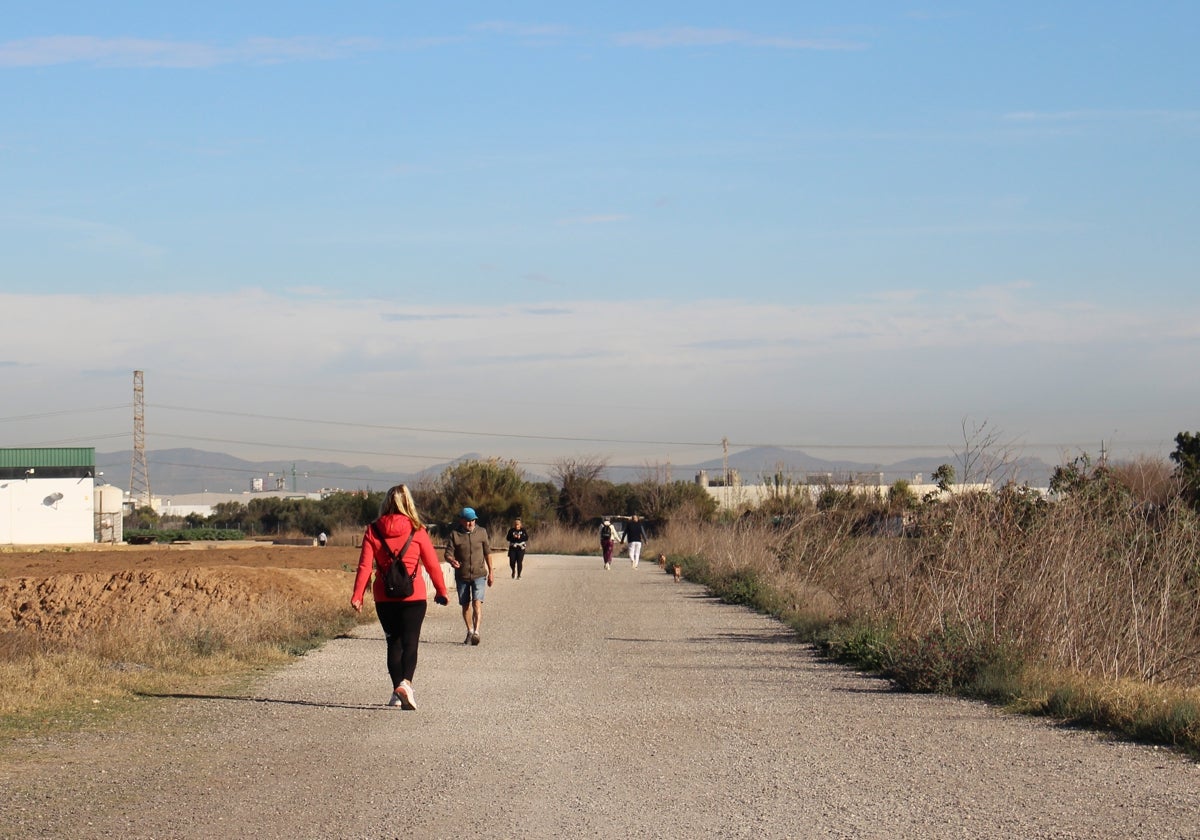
[0,544,361,637]
[2,567,353,636]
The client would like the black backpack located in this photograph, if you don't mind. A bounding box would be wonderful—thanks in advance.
[601,523,612,540]
[372,521,417,599]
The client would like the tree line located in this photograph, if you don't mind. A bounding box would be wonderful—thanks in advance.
[126,432,1200,542]
[127,456,718,541]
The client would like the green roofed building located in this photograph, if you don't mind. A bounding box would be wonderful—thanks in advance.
[0,447,122,545]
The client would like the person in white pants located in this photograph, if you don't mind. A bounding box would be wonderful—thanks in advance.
[624,515,647,568]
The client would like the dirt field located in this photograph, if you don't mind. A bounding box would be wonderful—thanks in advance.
[0,541,359,578]
[0,542,362,636]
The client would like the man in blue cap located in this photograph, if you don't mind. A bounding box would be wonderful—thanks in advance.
[444,506,494,645]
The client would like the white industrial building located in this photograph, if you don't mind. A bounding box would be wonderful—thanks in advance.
[0,447,123,545]
[696,470,1000,511]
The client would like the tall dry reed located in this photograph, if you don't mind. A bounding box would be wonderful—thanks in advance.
[656,493,1200,689]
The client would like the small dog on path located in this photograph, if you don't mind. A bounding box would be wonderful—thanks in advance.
[672,564,682,582]
[657,552,667,567]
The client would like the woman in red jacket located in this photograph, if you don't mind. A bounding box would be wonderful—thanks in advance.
[351,484,449,709]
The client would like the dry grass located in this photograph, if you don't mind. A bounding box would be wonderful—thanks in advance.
[528,520,607,556]
[643,492,1200,754]
[0,571,359,739]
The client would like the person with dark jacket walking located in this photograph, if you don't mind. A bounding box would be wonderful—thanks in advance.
[444,506,494,645]
[351,484,449,710]
[623,514,647,568]
[506,518,529,579]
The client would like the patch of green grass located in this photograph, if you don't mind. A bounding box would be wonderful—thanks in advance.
[816,621,896,673]
[720,569,764,607]
[883,626,1018,696]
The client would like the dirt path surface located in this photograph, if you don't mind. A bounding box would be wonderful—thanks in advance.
[2,554,1198,839]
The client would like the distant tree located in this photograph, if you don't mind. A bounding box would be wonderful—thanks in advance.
[248,496,288,534]
[209,501,248,530]
[1170,431,1200,508]
[924,463,956,505]
[551,456,609,525]
[124,505,159,530]
[1049,455,1095,497]
[425,458,540,528]
[932,464,956,492]
[317,491,378,531]
[1048,453,1131,515]
[887,480,918,511]
[525,481,559,526]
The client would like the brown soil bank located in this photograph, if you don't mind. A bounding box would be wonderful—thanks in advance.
[0,542,357,578]
[0,543,360,636]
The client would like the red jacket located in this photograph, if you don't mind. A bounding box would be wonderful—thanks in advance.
[352,514,448,604]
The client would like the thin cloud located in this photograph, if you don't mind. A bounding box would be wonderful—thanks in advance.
[685,337,775,350]
[522,307,573,316]
[381,312,470,322]
[285,286,338,298]
[0,35,382,68]
[556,214,630,225]
[473,21,575,39]
[1003,109,1200,124]
[615,28,866,50]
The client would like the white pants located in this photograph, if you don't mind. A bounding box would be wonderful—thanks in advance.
[628,541,643,566]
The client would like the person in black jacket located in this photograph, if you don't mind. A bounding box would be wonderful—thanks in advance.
[623,514,647,569]
[506,518,529,579]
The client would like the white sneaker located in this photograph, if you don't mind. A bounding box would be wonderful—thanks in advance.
[387,691,402,707]
[395,681,416,710]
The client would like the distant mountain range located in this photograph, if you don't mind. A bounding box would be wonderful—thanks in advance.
[689,446,1055,488]
[96,448,430,497]
[97,446,1056,497]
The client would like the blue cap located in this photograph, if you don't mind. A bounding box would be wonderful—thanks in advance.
[459,507,478,521]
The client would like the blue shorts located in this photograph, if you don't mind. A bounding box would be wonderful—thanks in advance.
[456,577,487,606]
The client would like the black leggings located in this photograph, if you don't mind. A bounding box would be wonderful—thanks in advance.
[374,600,427,688]
[509,548,525,576]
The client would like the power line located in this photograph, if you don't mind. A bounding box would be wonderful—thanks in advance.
[147,404,1146,452]
[146,459,406,487]
[7,401,1168,460]
[0,405,131,423]
[149,433,465,463]
[147,403,723,448]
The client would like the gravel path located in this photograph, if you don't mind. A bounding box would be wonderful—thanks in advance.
[1,554,1198,839]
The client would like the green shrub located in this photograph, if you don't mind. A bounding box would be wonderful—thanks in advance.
[884,626,1016,696]
[124,528,245,543]
[817,621,896,673]
[720,569,763,607]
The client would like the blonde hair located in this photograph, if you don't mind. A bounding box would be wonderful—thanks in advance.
[380,484,426,530]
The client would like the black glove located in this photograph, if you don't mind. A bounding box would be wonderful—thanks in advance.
[434,594,449,606]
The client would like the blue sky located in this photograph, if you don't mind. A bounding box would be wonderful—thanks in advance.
[2,2,1197,479]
